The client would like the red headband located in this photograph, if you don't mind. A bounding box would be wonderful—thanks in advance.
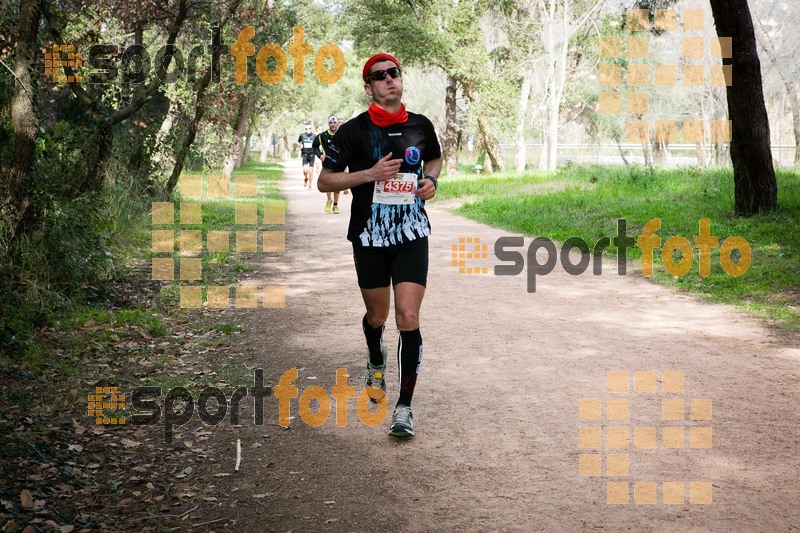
[362,53,401,82]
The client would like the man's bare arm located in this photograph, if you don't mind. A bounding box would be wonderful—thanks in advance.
[414,156,443,201]
[318,152,403,192]
[422,157,442,180]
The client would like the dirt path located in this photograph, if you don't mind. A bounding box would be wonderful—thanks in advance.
[207,161,800,532]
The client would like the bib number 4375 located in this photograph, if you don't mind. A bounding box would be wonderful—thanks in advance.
[373,173,417,205]
[382,179,414,193]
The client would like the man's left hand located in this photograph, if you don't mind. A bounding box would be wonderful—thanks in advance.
[415,178,436,201]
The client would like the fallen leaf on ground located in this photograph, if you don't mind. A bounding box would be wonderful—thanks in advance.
[20,489,33,509]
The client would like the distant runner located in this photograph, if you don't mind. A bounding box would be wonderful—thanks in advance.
[296,123,315,188]
[313,116,342,213]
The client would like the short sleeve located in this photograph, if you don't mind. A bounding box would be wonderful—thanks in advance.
[422,117,442,161]
[321,125,351,172]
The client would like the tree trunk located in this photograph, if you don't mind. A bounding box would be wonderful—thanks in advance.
[164,70,212,198]
[754,19,800,167]
[127,24,146,173]
[239,119,254,168]
[80,121,114,194]
[544,0,570,171]
[538,11,556,172]
[481,146,493,173]
[794,102,800,167]
[538,124,549,170]
[222,92,251,178]
[261,110,286,163]
[714,142,725,166]
[642,139,652,167]
[153,97,179,167]
[462,82,504,172]
[709,0,777,213]
[616,139,630,166]
[282,135,290,159]
[476,117,504,172]
[443,75,459,175]
[163,0,240,196]
[695,142,707,167]
[515,69,533,173]
[258,130,268,163]
[653,141,668,166]
[2,0,42,248]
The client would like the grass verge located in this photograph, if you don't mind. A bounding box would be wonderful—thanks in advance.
[432,164,799,330]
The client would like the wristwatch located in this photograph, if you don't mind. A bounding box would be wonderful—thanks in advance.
[424,175,438,189]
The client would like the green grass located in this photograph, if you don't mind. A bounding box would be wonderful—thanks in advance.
[211,322,243,335]
[116,307,169,337]
[433,165,800,330]
[170,162,287,284]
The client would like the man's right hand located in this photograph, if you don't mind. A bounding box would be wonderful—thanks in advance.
[369,152,403,182]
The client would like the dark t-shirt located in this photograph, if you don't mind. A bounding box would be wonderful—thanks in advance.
[322,111,442,247]
[297,132,315,154]
[313,130,335,159]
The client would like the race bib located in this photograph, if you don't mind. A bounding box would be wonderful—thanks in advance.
[303,141,313,148]
[373,173,417,205]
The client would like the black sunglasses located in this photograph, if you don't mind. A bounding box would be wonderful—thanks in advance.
[367,67,402,82]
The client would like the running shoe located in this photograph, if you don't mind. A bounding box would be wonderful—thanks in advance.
[304,177,308,186]
[324,200,332,212]
[365,345,387,403]
[332,204,339,214]
[388,404,414,438]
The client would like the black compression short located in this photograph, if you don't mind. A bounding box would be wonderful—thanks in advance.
[301,152,314,166]
[352,238,429,289]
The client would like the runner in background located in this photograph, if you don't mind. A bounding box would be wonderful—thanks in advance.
[313,116,342,213]
[296,124,316,188]
[313,124,325,186]
[338,117,349,195]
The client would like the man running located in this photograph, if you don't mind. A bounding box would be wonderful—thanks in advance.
[313,115,342,213]
[296,123,316,188]
[318,53,441,438]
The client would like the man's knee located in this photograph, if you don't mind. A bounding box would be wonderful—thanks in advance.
[364,299,389,325]
[395,308,419,330]
[366,306,389,326]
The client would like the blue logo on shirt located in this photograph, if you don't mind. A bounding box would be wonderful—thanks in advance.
[404,146,421,166]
